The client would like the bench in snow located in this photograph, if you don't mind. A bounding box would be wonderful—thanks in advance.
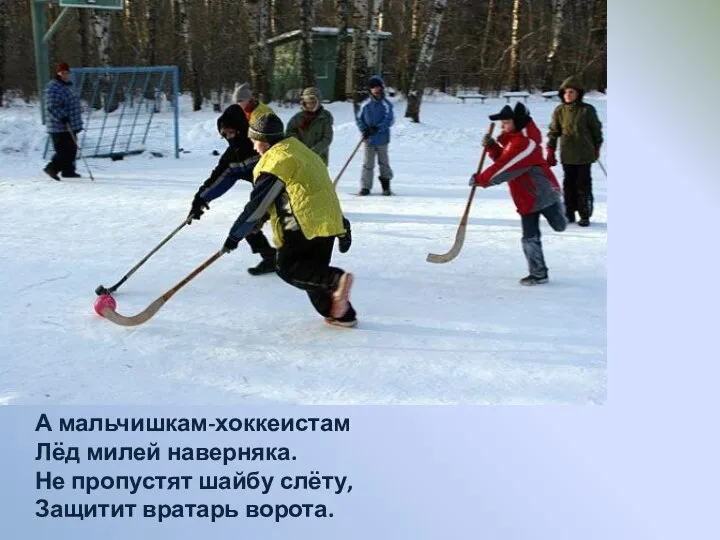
[456,93,487,104]
[502,91,530,103]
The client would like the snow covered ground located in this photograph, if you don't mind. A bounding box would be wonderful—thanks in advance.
[0,91,606,405]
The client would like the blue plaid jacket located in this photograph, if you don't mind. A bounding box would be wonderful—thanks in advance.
[45,78,83,134]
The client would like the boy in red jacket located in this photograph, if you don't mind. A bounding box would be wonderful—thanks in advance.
[471,103,567,285]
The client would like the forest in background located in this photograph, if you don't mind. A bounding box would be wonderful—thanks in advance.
[0,0,606,113]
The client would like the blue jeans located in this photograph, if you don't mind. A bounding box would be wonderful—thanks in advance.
[520,202,567,277]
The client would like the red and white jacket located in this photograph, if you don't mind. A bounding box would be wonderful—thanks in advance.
[475,119,562,215]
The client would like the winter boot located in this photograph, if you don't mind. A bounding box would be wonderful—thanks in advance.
[247,257,276,276]
[566,211,576,223]
[380,177,392,196]
[43,163,60,181]
[358,188,370,196]
[330,272,354,319]
[519,274,549,286]
[325,313,358,328]
[325,302,357,328]
[62,171,82,178]
[578,218,590,227]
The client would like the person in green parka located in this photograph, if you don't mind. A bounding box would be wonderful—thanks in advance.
[285,87,334,165]
[286,86,352,255]
[545,76,603,227]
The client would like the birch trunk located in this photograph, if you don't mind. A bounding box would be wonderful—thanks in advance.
[405,0,448,123]
[248,0,271,101]
[367,0,384,71]
[92,10,115,111]
[351,0,369,115]
[177,0,202,110]
[479,0,495,90]
[543,0,566,90]
[333,0,350,101]
[509,0,521,91]
[299,0,316,89]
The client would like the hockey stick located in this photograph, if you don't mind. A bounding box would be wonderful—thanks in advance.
[95,219,189,296]
[67,123,95,182]
[597,158,607,177]
[333,137,364,188]
[99,250,224,327]
[426,122,495,264]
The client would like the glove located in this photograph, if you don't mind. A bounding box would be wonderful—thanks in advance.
[339,217,352,253]
[61,116,70,126]
[594,147,600,161]
[362,126,378,139]
[222,236,240,253]
[469,173,489,188]
[187,195,209,223]
[481,134,495,148]
[546,147,557,167]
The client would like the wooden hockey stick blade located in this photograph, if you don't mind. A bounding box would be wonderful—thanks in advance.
[100,297,166,327]
[426,225,467,263]
[426,123,495,264]
[99,250,224,327]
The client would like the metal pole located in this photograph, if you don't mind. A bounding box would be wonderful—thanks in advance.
[42,8,72,43]
[173,67,180,159]
[30,0,49,125]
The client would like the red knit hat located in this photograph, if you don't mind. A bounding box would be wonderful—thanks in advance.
[56,62,70,73]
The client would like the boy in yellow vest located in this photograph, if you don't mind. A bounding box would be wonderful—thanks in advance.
[221,114,357,327]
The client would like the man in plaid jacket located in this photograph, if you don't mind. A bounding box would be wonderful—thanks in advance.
[44,62,83,180]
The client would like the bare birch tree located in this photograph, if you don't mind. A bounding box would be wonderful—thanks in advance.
[299,0,316,89]
[248,0,271,101]
[350,0,369,114]
[146,0,158,67]
[543,0,566,90]
[92,9,112,67]
[399,0,421,95]
[76,8,90,68]
[176,0,202,110]
[367,0,384,72]
[333,0,350,101]
[404,0,448,123]
[479,0,495,88]
[509,0,521,91]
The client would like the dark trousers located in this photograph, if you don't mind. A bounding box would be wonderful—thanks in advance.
[276,230,355,319]
[562,163,593,220]
[520,201,567,278]
[245,229,276,261]
[49,132,78,174]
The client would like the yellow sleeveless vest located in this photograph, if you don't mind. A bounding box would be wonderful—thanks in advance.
[249,102,275,125]
[254,137,345,247]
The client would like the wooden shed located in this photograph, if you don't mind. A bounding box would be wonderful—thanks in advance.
[267,26,392,102]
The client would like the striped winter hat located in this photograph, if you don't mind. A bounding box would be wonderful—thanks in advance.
[248,113,285,143]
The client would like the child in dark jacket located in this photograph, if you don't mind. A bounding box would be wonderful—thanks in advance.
[471,103,567,285]
[187,104,277,276]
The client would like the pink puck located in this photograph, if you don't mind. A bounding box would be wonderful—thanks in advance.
[94,294,117,317]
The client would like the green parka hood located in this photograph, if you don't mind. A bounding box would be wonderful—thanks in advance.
[558,76,585,101]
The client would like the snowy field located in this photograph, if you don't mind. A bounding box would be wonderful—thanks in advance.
[0,91,606,405]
